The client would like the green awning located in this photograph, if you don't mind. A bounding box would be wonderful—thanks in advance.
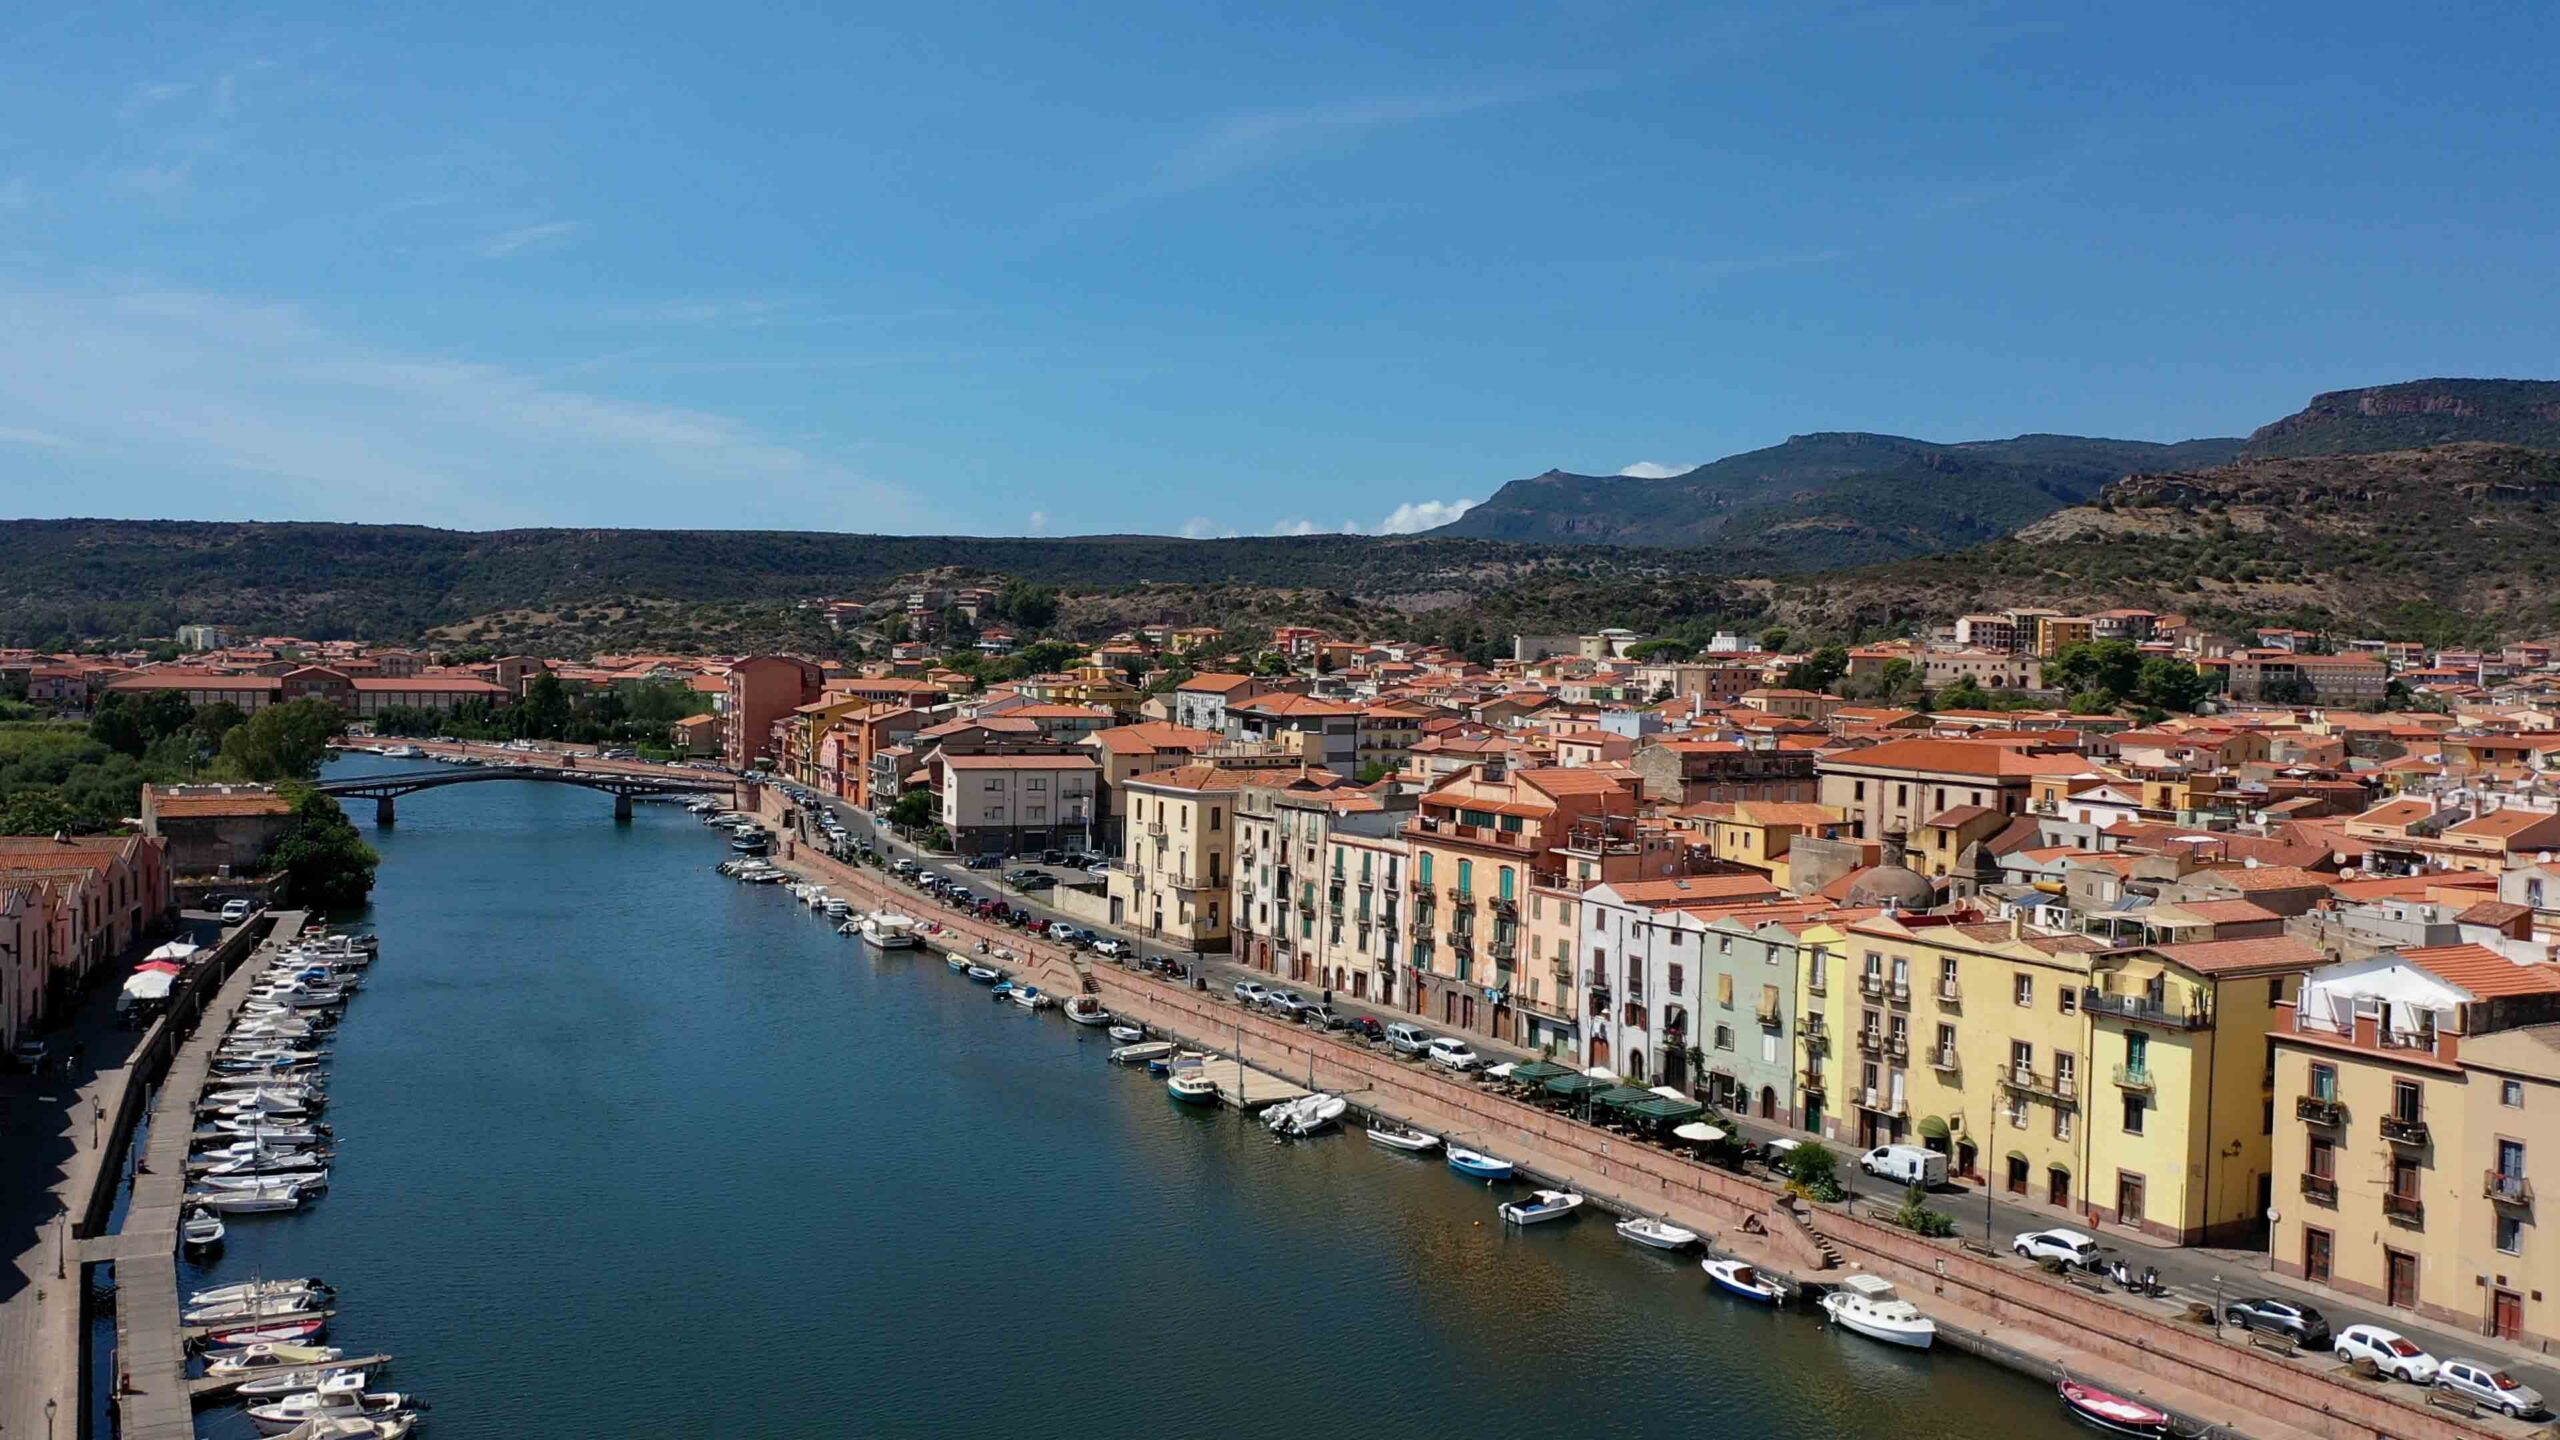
[1624,1095,1706,1122]
[1916,1115,1950,1140]
[1507,1060,1576,1085]
[1543,1074,1611,1098]
[1592,1085,1658,1110]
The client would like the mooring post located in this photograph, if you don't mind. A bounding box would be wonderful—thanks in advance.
[613,791,633,823]
[374,795,396,827]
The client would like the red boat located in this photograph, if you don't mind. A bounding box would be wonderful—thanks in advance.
[2059,1380,2171,1437]
[201,1317,326,1348]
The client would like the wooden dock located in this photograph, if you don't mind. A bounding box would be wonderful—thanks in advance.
[189,1352,391,1403]
[1192,1057,1308,1111]
[115,913,310,1440]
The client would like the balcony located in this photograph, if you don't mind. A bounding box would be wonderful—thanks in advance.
[1755,998,1782,1025]
[1550,959,1571,983]
[1450,935,1474,958]
[1807,973,1827,997]
[1491,937,1517,964]
[1407,915,1433,939]
[1860,972,1886,997]
[1856,1028,1888,1054]
[2383,1192,2424,1227]
[1800,1067,1826,1092]
[2296,1095,2346,1126]
[1929,1047,1960,1072]
[1888,979,1911,1005]
[1999,1067,2079,1105]
[2486,1171,2534,1206]
[1491,895,1518,920]
[1886,1033,1910,1060]
[2113,1063,2154,1092]
[1146,819,1167,838]
[1859,1089,1908,1118]
[1445,886,1473,905]
[1935,978,1961,1005]
[2301,1172,2338,1206]
[1587,989,1610,1019]
[2379,1113,2431,1146]
[2081,987,2211,1030]
[1406,876,1429,895]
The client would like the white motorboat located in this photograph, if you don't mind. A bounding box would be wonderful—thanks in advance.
[1008,985,1057,1010]
[1364,1124,1441,1153]
[1063,995,1112,1026]
[185,1185,311,1214]
[185,1289,329,1326]
[1263,1092,1348,1137]
[1106,1023,1145,1044]
[1110,1040,1175,1065]
[189,1278,335,1309]
[1702,1256,1790,1304]
[196,1168,328,1193]
[245,1378,411,1435]
[182,1208,226,1250]
[1615,1216,1700,1251]
[1498,1189,1585,1225]
[824,897,854,919]
[965,964,1003,984]
[1819,1274,1936,1349]
[238,1365,370,1398]
[1167,1070,1222,1105]
[206,1343,345,1376]
[270,1416,416,1440]
[860,913,922,948]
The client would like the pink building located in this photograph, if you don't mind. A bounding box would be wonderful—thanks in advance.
[722,656,824,770]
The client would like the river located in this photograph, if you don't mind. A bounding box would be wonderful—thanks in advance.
[180,757,2075,1438]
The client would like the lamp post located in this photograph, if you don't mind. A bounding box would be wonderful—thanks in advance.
[2213,1273,2224,1334]
[48,1394,59,1440]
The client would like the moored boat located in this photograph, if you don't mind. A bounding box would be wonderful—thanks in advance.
[1106,1023,1145,1044]
[1445,1146,1516,1181]
[203,1318,328,1348]
[2057,1380,2172,1437]
[965,964,1003,984]
[861,912,922,949]
[1819,1274,1936,1349]
[205,1342,344,1376]
[181,1208,227,1251]
[1497,1188,1584,1225]
[1063,994,1111,1026]
[1614,1216,1698,1251]
[1703,1256,1790,1304]
[1263,1092,1347,1137]
[237,1365,370,1398]
[1008,984,1056,1010]
[1110,1040,1175,1065]
[1166,1070,1222,1105]
[1363,1124,1440,1153]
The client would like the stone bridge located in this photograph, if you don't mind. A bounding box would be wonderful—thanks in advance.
[316,765,735,824]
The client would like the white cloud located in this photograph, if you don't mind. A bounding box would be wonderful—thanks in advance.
[1372,497,1477,533]
[1617,461,1697,479]
[1270,517,1325,536]
[1026,510,1049,534]
[477,220,584,259]
[0,279,928,530]
[0,425,73,449]
[1177,516,1216,539]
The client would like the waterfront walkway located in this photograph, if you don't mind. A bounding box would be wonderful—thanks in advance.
[111,912,307,1440]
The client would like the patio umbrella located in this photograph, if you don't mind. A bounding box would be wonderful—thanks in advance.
[1582,1065,1619,1082]
[136,960,185,975]
[1673,1122,1727,1144]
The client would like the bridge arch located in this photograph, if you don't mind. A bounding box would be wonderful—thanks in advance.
[315,765,737,824]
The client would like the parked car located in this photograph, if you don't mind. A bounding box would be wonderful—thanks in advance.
[2220,1297,2330,1347]
[2011,1227,2102,1269]
[1384,1022,1432,1054]
[1424,1036,1481,1071]
[1264,989,1309,1017]
[1858,1144,1949,1189]
[1009,872,1057,892]
[965,853,1004,871]
[1340,1016,1386,1042]
[2437,1359,2544,1418]
[1083,863,1114,879]
[889,858,919,876]
[2333,1325,2439,1384]
[219,898,253,923]
[10,1038,47,1072]
[1046,924,1090,946]
[1023,918,1051,937]
[1039,849,1069,866]
[1090,938,1131,959]
[945,886,977,906]
[1299,1004,1339,1029]
[1233,980,1271,1007]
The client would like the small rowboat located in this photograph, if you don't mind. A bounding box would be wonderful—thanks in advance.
[1703,1256,1790,1304]
[965,965,1003,984]
[181,1208,226,1251]
[1497,1188,1584,1225]
[1615,1216,1699,1251]
[1364,1124,1440,1154]
[1107,1023,1145,1044]
[2058,1380,2172,1437]
[1064,995,1111,1026]
[1445,1147,1515,1181]
[202,1318,327,1348]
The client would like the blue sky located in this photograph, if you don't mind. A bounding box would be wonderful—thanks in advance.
[1,2,2554,536]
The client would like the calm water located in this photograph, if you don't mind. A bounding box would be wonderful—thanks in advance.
[181,758,2074,1438]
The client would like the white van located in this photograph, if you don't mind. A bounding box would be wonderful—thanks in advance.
[1424,1037,1481,1072]
[1384,1022,1433,1055]
[1858,1144,1948,1189]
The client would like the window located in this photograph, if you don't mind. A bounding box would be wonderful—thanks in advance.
[2308,1135,2335,1178]
[1025,777,1048,792]
[2392,1080,2422,1123]
[984,777,1005,792]
[1715,1024,1734,1051]
[1208,808,1220,831]
[2009,1040,2032,1073]
[2504,1079,2526,1109]
[1718,973,1735,1007]
[2309,1063,2337,1102]
[1808,949,1828,991]
[2121,1095,2145,1135]
[2013,974,2033,1007]
[2054,1108,2073,1142]
[2059,985,2076,1015]
[1669,963,1685,995]
[2497,1214,2524,1255]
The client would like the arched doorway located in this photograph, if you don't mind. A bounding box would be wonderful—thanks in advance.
[1759,1086,1777,1120]
[1589,1035,1611,1069]
[1626,1050,1646,1083]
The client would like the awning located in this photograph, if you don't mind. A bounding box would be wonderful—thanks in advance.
[1626,1095,1707,1122]
[135,960,185,976]
[1648,1085,1689,1101]
[1917,1115,1951,1140]
[1592,1085,1658,1110]
[1582,1065,1620,1081]
[1508,1060,1576,1085]
[1543,1074,1612,1098]
[1482,1061,1518,1081]
[145,940,201,964]
[120,970,176,1001]
[2005,1149,2030,1164]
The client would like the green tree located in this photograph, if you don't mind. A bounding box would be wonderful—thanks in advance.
[1013,640,1079,676]
[1895,1184,1957,1237]
[513,673,573,740]
[1781,1141,1846,1202]
[1934,677,1991,711]
[220,699,344,782]
[2047,641,2142,703]
[1626,638,1694,663]
[2129,656,2210,713]
[269,785,379,911]
[998,580,1060,630]
[883,789,936,828]
[0,789,79,836]
[1785,645,1849,694]
[1758,627,1792,653]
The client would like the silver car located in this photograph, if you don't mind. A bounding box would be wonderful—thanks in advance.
[2437,1359,2544,1418]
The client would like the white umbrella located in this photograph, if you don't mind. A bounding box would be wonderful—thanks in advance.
[1482,1061,1517,1080]
[146,940,201,964]
[1672,1122,1727,1144]
[1582,1065,1619,1082]
[121,969,177,1001]
[1648,1085,1688,1101]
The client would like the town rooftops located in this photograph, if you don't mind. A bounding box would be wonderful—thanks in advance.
[1230,692,1361,717]
[144,785,291,818]
[1819,737,2087,778]
[1085,722,1223,755]
[2148,935,2326,975]
[938,752,1099,771]
[2399,943,2560,999]
[1175,672,1259,695]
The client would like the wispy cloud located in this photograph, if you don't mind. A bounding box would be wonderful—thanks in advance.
[116,80,194,122]
[477,220,584,259]
[0,424,74,450]
[0,280,928,530]
[1371,497,1475,533]
[1617,461,1695,479]
[1026,509,1049,535]
[1178,516,1218,540]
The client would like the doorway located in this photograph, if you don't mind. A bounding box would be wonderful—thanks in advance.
[2117,1174,2145,1229]
[2386,1249,2418,1310]
[2303,1227,2333,1284]
[2049,1167,2072,1210]
[2494,1288,2525,1341]
[2006,1155,2030,1196]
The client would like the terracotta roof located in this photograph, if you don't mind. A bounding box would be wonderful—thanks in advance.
[2195,865,2335,893]
[1923,805,1998,830]
[938,752,1098,771]
[2446,808,2560,840]
[1085,722,1223,756]
[2400,943,2560,998]
[2459,900,2535,926]
[147,789,291,818]
[2151,936,2325,975]
[1607,875,1785,905]
[2168,899,2283,925]
[1174,673,1257,694]
[1819,737,2086,779]
[1125,764,1259,792]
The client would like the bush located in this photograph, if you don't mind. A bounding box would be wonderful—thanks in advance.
[1896,1185,1958,1237]
[1782,1142,1848,1202]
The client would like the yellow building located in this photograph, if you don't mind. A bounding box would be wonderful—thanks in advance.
[1705,801,1848,888]
[1106,765,1249,951]
[2272,945,2560,1340]
[2035,615,2095,658]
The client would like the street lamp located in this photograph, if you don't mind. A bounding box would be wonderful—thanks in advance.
[2212,1273,2224,1333]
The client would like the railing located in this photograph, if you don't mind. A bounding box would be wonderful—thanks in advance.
[2000,1067,2078,1103]
[1859,1089,1907,1117]
[2379,1114,2430,1146]
[1889,979,1911,1004]
[1807,973,1827,996]
[1801,1067,1826,1091]
[1936,978,1961,1004]
[1886,1033,1909,1060]
[2378,1027,2441,1053]
[1550,960,1571,983]
[1860,972,1885,997]
[1490,938,1517,963]
[1930,1047,1960,1072]
[1856,1029,1887,1053]
[2301,1172,2338,1205]
[2081,987,2210,1030]
[1755,999,1781,1025]
[1146,819,1166,837]
[2296,1095,2346,1125]
[2486,1170,2534,1205]
[2113,1063,2154,1092]
[1407,915,1433,938]
[2382,1192,2424,1226]
[1446,885,1473,904]
[1491,895,1517,919]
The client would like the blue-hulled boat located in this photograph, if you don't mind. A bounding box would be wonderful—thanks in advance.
[1445,1147,1516,1181]
[1702,1256,1790,1305]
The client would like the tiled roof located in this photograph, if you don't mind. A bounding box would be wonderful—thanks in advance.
[2151,936,2325,975]
[939,752,1098,771]
[2401,943,2560,998]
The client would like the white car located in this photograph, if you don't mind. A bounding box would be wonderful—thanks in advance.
[2011,1228,2102,1269]
[1233,980,1270,1007]
[2437,1359,2543,1418]
[219,899,253,924]
[1424,1037,1481,1071]
[1090,939,1132,960]
[2333,1324,2439,1384]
